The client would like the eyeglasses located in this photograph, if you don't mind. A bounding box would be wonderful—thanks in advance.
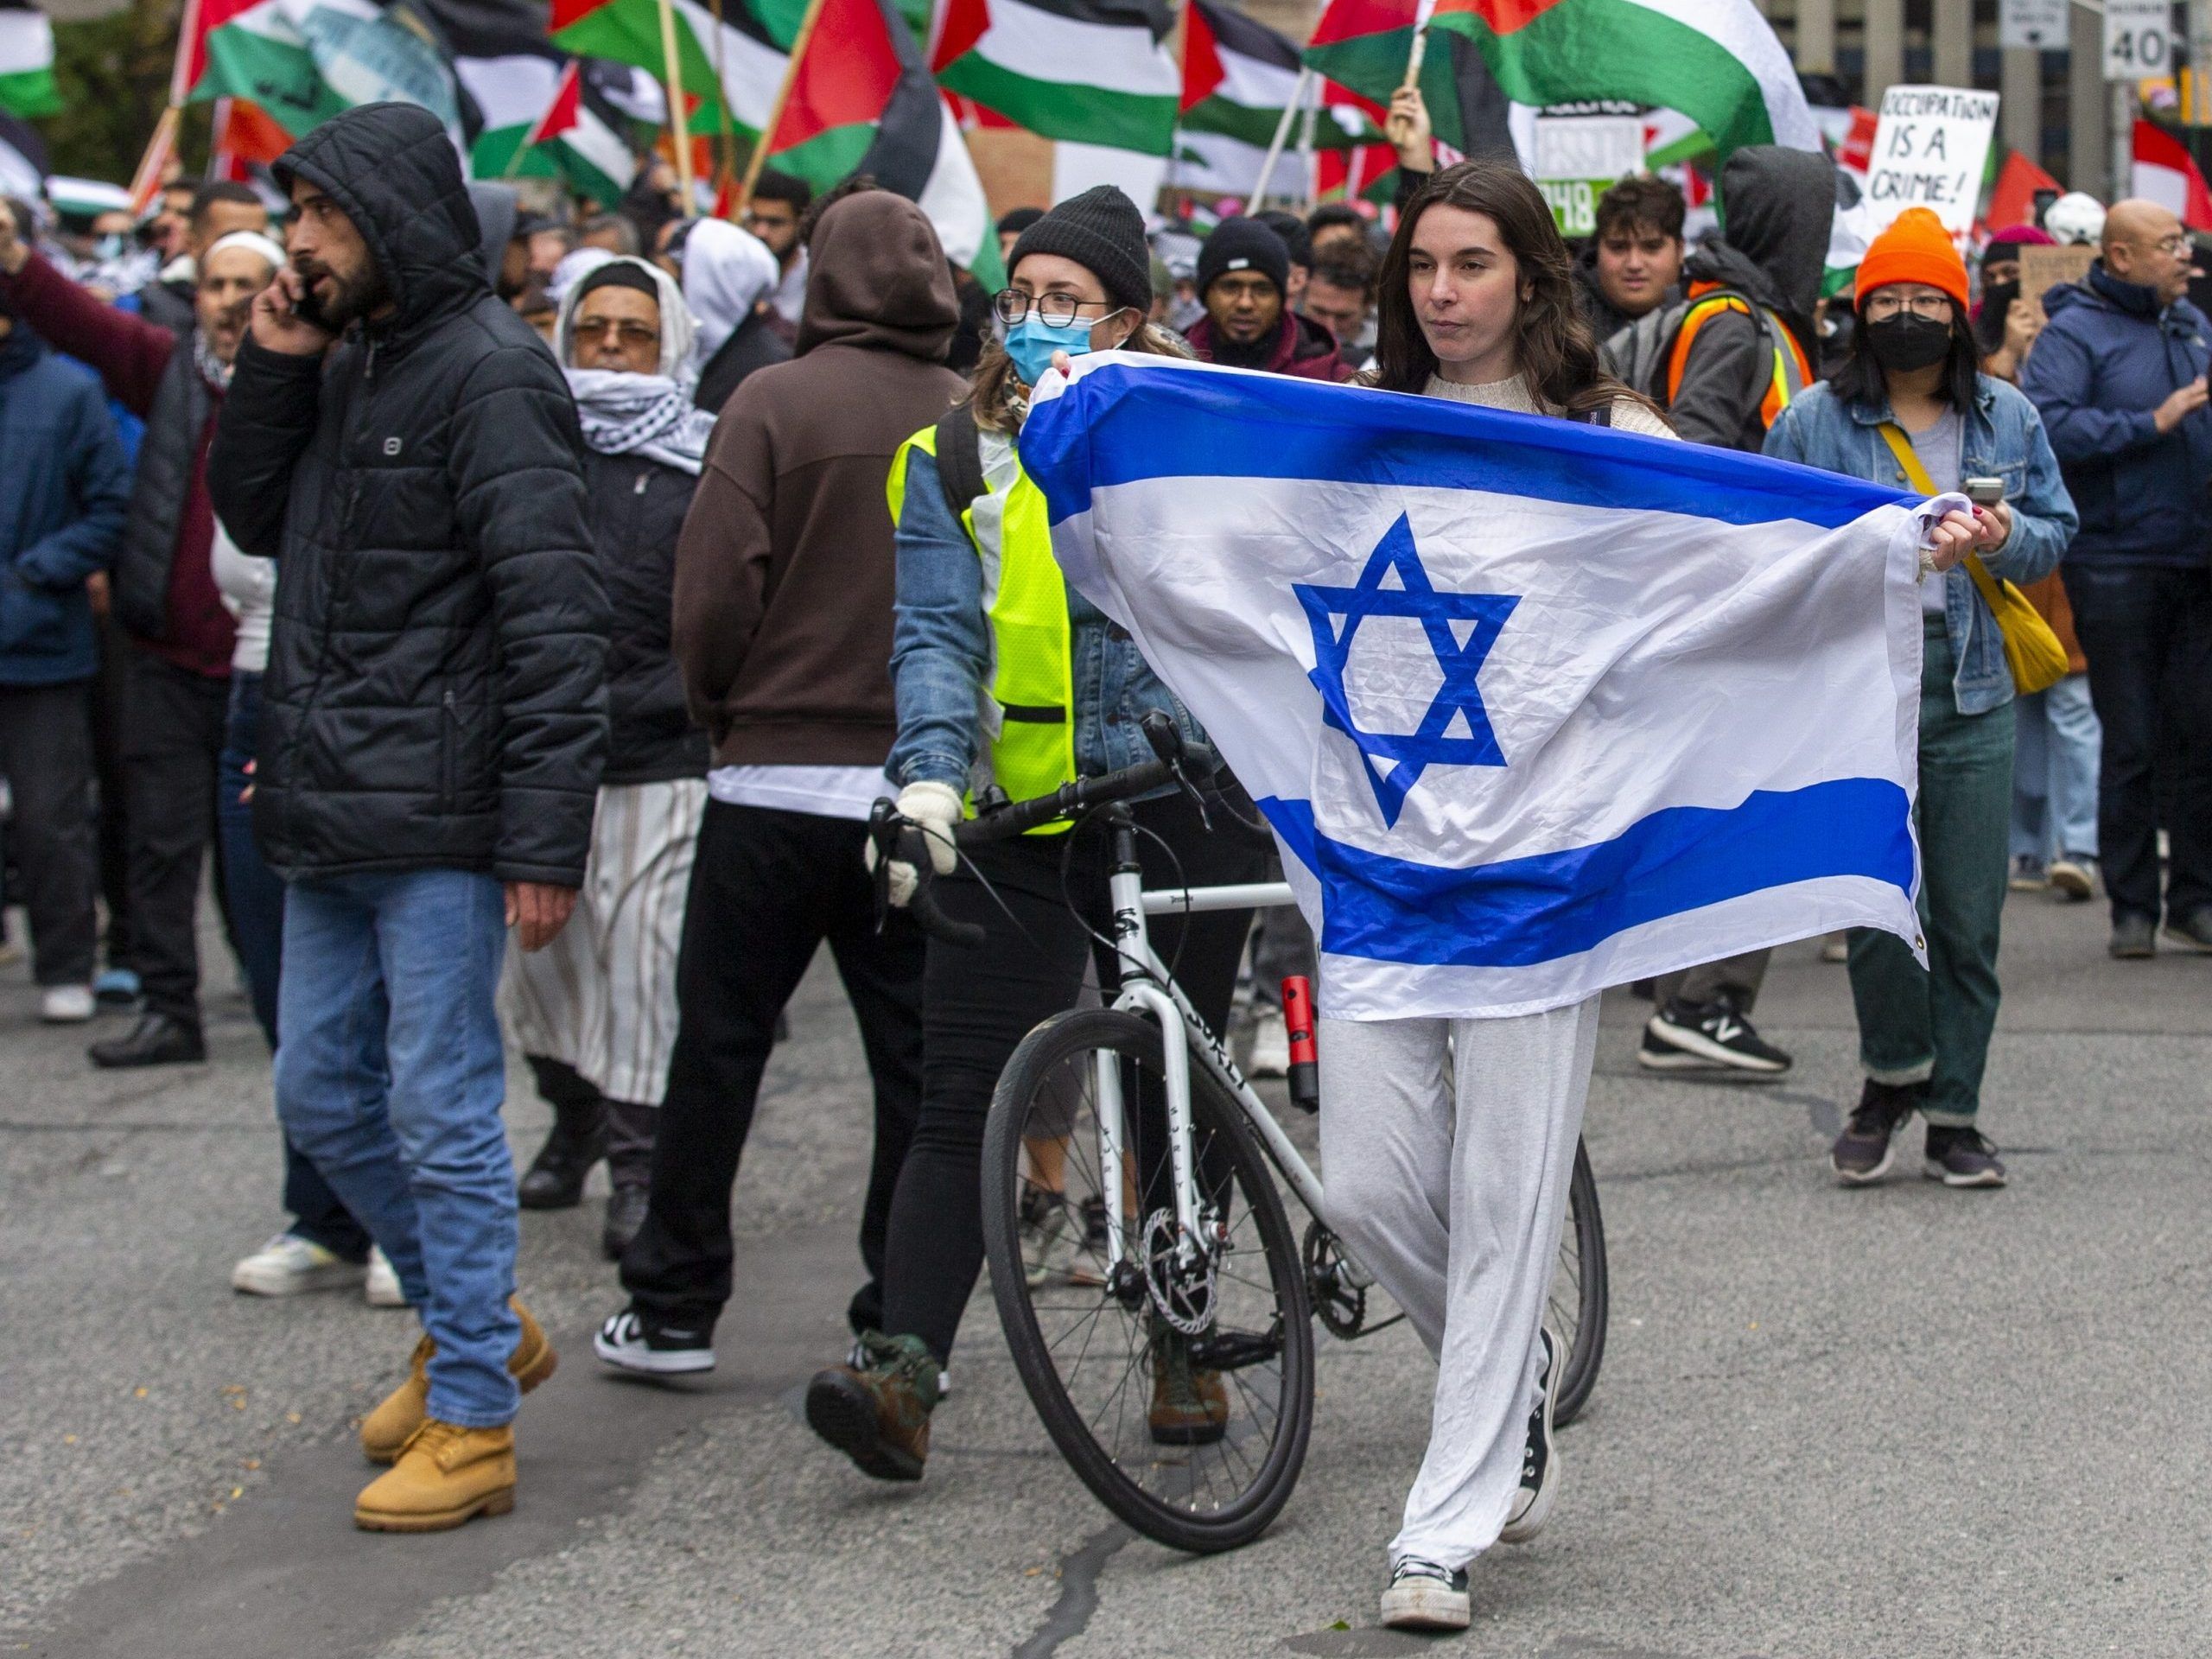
[573,318,660,346]
[994,289,1118,327]
[1861,292,1955,322]
[2152,233,2194,256]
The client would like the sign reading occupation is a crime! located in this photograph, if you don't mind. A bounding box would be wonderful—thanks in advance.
[1865,84,2000,239]
[1530,115,1643,238]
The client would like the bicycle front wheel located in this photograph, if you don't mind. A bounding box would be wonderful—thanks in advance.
[980,1007,1314,1554]
[1548,1138,1607,1427]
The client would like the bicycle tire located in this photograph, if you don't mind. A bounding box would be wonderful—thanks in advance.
[981,1007,1315,1554]
[1550,1140,1607,1427]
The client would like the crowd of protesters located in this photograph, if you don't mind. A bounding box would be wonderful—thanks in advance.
[0,78,2205,1628]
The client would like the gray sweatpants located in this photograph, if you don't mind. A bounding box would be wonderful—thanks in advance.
[1317,997,1602,1571]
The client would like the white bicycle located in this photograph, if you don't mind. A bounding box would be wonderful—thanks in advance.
[871,715,1608,1554]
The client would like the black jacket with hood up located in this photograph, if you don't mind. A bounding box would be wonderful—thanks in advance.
[207,102,607,887]
[1669,145,1835,454]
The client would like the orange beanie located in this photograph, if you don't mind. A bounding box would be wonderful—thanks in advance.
[1854,207,1970,310]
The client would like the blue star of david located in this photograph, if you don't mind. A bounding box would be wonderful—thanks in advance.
[1294,513,1517,829]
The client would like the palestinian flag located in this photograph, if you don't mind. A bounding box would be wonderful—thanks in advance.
[454,42,569,175]
[1303,0,1512,159]
[762,0,1003,286]
[933,0,1179,156]
[1180,0,1303,150]
[550,0,785,140]
[0,0,56,118]
[1427,0,1818,160]
[521,56,639,203]
[183,0,352,135]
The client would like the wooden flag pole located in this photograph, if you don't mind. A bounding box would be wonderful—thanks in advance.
[738,0,829,200]
[656,0,695,210]
[1250,64,1312,208]
[1402,0,1435,90]
[707,0,740,197]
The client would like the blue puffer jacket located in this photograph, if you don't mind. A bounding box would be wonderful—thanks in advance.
[2018,263,2212,569]
[0,328,132,687]
[1764,374,2077,716]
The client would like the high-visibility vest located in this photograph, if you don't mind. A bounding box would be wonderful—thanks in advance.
[887,412,1077,833]
[1664,282,1812,433]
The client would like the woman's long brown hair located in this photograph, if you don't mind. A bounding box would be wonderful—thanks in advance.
[1370,159,1658,421]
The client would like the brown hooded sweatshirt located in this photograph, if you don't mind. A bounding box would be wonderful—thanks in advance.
[672,193,967,766]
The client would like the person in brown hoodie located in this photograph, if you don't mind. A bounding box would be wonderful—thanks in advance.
[594,192,968,1376]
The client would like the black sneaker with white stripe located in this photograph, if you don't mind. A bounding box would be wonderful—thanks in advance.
[1639,994,1792,1077]
[1379,1557,1470,1631]
[1498,1325,1561,1544]
[594,1309,715,1375]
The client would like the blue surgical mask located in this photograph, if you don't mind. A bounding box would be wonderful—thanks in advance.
[1004,313,1101,387]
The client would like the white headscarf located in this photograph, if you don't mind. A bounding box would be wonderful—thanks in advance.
[554,254,715,475]
[679,218,779,369]
[203,230,288,274]
[548,245,615,308]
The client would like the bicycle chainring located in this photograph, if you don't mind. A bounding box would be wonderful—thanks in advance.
[1140,1208,1217,1336]
[1303,1221,1368,1339]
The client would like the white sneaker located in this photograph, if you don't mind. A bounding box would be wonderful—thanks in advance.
[40,984,95,1023]
[230,1233,368,1297]
[364,1245,405,1306]
[1248,1008,1291,1078]
[1379,1558,1470,1631]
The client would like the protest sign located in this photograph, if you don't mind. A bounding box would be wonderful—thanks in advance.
[1531,113,1643,237]
[1865,85,2000,238]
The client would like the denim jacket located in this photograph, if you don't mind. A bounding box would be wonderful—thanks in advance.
[887,442,1208,795]
[1763,376,2077,715]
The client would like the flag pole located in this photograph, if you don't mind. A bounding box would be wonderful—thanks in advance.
[738,0,829,200]
[657,0,696,211]
[1251,64,1312,208]
[1402,0,1435,90]
[707,0,740,200]
[130,0,203,211]
[1294,67,1319,213]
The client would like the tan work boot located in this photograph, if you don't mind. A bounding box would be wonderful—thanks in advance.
[353,1421,516,1532]
[1147,1325,1229,1446]
[360,1299,556,1464]
[803,1331,940,1481]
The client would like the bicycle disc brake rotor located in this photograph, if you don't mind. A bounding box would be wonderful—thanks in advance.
[1302,1221,1367,1339]
[1140,1208,1217,1336]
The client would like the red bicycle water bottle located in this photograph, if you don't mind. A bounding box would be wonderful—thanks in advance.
[1280,975,1320,1113]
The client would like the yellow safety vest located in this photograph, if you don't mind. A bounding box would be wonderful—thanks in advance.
[1664,284,1812,433]
[887,415,1077,834]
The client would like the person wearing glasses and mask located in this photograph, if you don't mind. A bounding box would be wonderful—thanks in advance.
[1766,207,2076,1191]
[802,185,1268,1486]
[500,255,718,1261]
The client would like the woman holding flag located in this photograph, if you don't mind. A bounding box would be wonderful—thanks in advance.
[1765,207,2075,1192]
[1337,162,1993,1634]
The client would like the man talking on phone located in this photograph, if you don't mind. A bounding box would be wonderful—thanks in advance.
[208,101,607,1533]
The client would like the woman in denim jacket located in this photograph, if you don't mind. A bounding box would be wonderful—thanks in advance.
[804,188,1268,1485]
[1765,207,2077,1190]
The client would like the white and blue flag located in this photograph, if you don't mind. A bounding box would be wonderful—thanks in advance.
[1022,354,1942,1021]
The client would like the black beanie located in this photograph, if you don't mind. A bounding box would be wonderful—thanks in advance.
[1197,217,1289,302]
[1007,185,1152,315]
[574,261,661,305]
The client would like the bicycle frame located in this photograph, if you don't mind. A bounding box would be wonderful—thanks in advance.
[1083,807,1370,1292]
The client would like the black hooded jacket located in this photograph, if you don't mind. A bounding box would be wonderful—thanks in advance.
[1669,145,1835,453]
[207,102,607,887]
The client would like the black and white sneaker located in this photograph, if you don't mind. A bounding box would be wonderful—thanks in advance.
[1379,1557,1470,1631]
[1498,1325,1561,1544]
[594,1309,715,1376]
[1640,995,1792,1077]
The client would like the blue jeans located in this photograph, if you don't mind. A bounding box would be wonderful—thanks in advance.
[217,671,370,1261]
[2010,673,2101,865]
[1848,623,2015,1127]
[276,868,519,1427]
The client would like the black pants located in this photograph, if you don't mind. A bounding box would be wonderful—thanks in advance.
[622,802,926,1338]
[90,612,135,968]
[2064,563,2212,925]
[0,680,99,984]
[880,790,1267,1365]
[121,652,229,1027]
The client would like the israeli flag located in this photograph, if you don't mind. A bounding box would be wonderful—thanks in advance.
[1022,354,1942,1021]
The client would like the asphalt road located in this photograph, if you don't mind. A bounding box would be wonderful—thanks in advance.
[3,887,2208,1658]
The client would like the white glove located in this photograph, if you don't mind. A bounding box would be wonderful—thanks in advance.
[866,781,963,908]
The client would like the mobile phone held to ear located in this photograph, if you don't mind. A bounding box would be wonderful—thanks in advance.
[1964,476,2006,507]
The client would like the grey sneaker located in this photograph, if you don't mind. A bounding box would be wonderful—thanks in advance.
[2111,914,2158,959]
[1380,1558,1470,1631]
[1831,1079,1923,1185]
[2008,855,2048,893]
[2161,909,2212,953]
[2046,856,2096,902]
[1923,1125,2007,1188]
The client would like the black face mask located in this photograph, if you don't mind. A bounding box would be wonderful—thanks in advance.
[1864,312,1952,372]
[1974,281,2019,353]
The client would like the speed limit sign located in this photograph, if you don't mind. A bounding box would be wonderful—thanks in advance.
[2104,0,2174,79]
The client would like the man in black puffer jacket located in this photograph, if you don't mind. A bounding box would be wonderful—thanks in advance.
[207,102,607,1535]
